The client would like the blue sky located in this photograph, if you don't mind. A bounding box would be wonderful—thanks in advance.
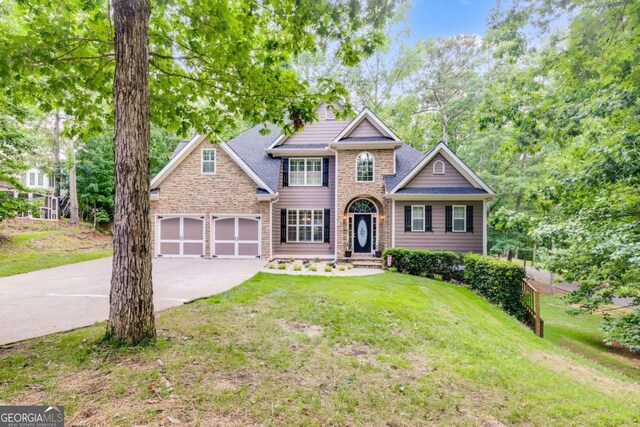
[405,0,497,41]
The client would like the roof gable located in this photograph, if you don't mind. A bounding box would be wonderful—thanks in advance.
[389,141,494,195]
[333,108,400,143]
[405,154,473,188]
[151,124,282,193]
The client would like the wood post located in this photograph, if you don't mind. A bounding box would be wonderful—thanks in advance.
[534,290,542,338]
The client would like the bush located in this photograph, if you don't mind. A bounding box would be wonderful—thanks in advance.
[293,265,302,271]
[324,266,332,272]
[278,264,287,270]
[382,248,460,281]
[309,265,317,272]
[601,313,640,353]
[462,253,527,321]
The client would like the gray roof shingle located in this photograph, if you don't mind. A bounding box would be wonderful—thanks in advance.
[383,144,427,191]
[224,124,282,193]
[170,140,189,159]
[270,143,329,150]
[338,136,396,143]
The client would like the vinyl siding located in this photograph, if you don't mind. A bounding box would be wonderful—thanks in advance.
[273,156,335,256]
[405,154,474,188]
[348,118,384,138]
[394,201,483,253]
[281,106,353,146]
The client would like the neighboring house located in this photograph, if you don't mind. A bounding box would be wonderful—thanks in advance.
[1,167,59,220]
[150,106,494,259]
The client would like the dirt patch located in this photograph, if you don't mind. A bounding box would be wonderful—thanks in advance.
[527,350,640,397]
[279,320,324,338]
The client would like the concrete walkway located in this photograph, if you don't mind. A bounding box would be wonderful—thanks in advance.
[0,257,264,345]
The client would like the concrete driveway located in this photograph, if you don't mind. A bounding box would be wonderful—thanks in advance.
[0,257,264,345]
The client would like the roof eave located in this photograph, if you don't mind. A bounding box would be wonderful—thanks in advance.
[266,147,332,157]
[329,141,403,150]
[386,193,494,201]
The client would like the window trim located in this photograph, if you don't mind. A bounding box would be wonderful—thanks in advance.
[433,160,445,175]
[285,209,324,243]
[411,205,425,232]
[355,152,375,183]
[452,205,466,232]
[201,148,216,175]
[288,158,323,187]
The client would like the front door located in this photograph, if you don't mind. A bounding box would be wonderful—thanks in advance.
[353,214,372,253]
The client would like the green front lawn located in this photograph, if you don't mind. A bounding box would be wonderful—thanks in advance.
[541,295,639,378]
[0,219,112,277]
[1,273,639,425]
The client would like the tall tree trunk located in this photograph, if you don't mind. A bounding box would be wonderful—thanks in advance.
[441,113,449,143]
[68,138,80,225]
[106,0,155,344]
[52,109,61,200]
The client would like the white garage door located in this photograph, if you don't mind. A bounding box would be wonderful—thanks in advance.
[157,215,205,257]
[212,215,261,258]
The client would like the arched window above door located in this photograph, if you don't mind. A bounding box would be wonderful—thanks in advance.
[348,199,377,213]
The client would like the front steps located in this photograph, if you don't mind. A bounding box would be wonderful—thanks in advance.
[340,256,383,269]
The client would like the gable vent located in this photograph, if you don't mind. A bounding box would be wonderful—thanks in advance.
[325,105,334,120]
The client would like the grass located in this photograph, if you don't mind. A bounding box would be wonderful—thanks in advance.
[541,295,639,378]
[1,273,639,426]
[0,219,112,277]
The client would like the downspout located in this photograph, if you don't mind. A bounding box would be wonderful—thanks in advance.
[269,193,280,261]
[482,199,487,256]
[328,145,338,263]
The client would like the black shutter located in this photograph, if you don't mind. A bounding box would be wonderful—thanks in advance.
[466,205,474,232]
[323,209,330,243]
[280,209,287,243]
[282,159,289,187]
[445,206,452,232]
[322,158,329,187]
[404,206,412,232]
[425,205,432,232]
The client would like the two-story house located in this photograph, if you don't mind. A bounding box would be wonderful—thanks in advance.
[149,106,494,259]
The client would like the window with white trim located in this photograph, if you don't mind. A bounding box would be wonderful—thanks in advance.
[289,158,322,186]
[411,205,425,231]
[453,205,466,232]
[356,152,374,182]
[202,149,216,174]
[286,209,324,242]
[29,172,36,186]
[433,160,445,175]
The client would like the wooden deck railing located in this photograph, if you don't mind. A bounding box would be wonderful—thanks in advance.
[521,279,544,337]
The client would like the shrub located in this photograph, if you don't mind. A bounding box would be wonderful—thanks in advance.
[601,313,640,352]
[267,263,275,269]
[294,265,302,271]
[382,248,460,281]
[339,266,346,272]
[278,264,287,270]
[462,253,527,321]
[324,266,332,272]
[309,265,318,272]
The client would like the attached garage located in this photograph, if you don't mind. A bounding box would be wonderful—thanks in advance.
[156,215,205,257]
[212,215,261,258]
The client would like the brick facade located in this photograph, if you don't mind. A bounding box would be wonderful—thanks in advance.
[335,148,395,256]
[150,138,271,258]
